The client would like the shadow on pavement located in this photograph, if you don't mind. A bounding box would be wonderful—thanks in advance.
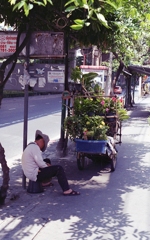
[1,99,150,239]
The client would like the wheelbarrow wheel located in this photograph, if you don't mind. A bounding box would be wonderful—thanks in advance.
[110,154,117,172]
[77,153,85,170]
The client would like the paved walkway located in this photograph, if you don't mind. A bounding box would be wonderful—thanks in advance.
[1,95,150,240]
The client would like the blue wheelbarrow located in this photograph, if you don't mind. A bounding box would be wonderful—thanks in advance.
[75,139,117,171]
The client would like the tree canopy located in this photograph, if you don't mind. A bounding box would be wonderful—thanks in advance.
[0,0,149,85]
[5,0,150,66]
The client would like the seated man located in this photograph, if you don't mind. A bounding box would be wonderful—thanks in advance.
[41,158,53,187]
[21,130,80,196]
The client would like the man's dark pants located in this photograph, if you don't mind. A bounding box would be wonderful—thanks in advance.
[37,165,70,192]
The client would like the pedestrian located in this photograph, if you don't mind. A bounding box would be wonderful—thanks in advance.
[21,130,80,196]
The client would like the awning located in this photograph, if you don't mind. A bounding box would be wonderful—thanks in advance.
[128,65,150,76]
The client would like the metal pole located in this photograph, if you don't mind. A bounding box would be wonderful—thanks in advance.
[22,30,30,189]
[23,84,29,151]
[22,83,28,188]
[57,33,69,151]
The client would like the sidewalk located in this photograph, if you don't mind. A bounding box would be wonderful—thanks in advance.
[1,95,150,240]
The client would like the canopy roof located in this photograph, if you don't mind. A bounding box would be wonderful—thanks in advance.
[128,65,150,76]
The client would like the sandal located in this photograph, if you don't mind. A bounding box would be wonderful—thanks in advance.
[63,190,80,196]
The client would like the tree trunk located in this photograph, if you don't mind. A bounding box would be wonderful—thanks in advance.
[0,143,10,205]
[0,87,3,108]
[0,66,5,107]
[112,52,124,84]
[125,76,133,108]
[105,52,113,96]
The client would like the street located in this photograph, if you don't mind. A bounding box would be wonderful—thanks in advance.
[1,1,150,238]
[0,94,62,163]
[0,95,150,239]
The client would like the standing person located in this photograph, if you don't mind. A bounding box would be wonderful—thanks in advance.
[21,130,80,196]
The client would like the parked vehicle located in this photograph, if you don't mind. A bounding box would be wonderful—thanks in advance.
[114,86,122,94]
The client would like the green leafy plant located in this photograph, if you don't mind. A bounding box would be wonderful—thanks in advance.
[73,95,127,117]
[71,66,98,91]
[117,108,129,121]
[64,115,109,140]
[73,97,100,116]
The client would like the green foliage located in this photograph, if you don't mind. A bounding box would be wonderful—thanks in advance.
[71,66,82,82]
[75,96,127,117]
[65,0,150,66]
[117,108,129,121]
[4,0,150,75]
[65,94,129,140]
[65,0,120,30]
[83,72,98,88]
[94,84,101,93]
[5,0,150,67]
[64,115,108,140]
[71,66,98,90]
[8,0,53,16]
[73,97,100,115]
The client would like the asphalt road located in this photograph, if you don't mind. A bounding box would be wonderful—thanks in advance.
[0,94,62,162]
[0,94,62,127]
